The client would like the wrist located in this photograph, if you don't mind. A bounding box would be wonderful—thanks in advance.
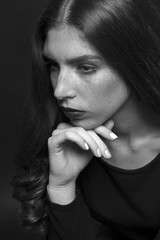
[48,174,77,188]
[47,181,76,205]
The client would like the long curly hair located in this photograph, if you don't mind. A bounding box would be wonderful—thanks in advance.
[12,0,160,235]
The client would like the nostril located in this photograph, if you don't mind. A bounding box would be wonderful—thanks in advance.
[54,90,66,101]
[54,85,76,101]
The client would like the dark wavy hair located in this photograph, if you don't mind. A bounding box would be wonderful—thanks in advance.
[12,0,160,235]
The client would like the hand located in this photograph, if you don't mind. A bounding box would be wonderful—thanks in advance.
[48,120,117,187]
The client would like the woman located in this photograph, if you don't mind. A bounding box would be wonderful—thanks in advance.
[12,0,160,239]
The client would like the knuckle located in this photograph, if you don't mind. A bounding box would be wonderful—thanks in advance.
[57,123,65,129]
[64,130,72,138]
[48,137,53,146]
[52,129,59,136]
[74,127,84,134]
[57,122,71,129]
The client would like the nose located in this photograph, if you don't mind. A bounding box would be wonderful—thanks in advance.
[53,69,76,101]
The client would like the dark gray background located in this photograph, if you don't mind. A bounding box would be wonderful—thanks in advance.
[0,1,47,239]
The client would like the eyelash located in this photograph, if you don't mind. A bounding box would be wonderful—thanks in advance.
[78,65,98,74]
[45,62,59,72]
[44,60,98,75]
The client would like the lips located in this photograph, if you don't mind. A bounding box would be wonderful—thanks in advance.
[61,106,85,118]
[61,106,83,112]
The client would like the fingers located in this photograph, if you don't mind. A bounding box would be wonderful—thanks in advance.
[49,130,90,153]
[49,126,105,158]
[94,124,118,141]
[88,130,111,159]
[49,120,117,159]
[103,120,115,130]
[57,122,72,130]
[72,127,102,158]
[88,120,118,158]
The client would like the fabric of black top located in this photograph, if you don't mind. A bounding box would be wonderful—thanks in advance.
[47,153,160,240]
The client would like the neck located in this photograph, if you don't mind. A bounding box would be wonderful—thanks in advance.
[111,95,160,149]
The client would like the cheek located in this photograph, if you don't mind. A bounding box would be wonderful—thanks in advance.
[106,78,129,100]
[90,74,130,108]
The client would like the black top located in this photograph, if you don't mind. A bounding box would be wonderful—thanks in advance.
[47,153,160,240]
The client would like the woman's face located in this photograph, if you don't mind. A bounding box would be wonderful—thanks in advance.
[44,25,130,129]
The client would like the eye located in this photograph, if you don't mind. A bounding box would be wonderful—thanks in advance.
[78,64,97,74]
[44,58,59,73]
[48,62,59,73]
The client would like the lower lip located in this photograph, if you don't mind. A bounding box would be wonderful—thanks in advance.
[63,110,85,119]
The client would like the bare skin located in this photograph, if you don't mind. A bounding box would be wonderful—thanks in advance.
[44,25,160,204]
[101,96,160,170]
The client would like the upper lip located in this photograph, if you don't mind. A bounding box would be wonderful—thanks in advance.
[61,106,84,112]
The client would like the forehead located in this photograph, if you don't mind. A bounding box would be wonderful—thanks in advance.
[43,24,98,60]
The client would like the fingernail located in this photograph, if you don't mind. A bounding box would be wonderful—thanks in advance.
[97,148,102,157]
[105,150,112,159]
[84,142,89,150]
[109,132,118,139]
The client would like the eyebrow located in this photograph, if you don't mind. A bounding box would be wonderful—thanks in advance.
[42,54,102,65]
[67,55,102,64]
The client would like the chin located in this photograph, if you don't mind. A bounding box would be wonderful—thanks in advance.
[70,118,105,130]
